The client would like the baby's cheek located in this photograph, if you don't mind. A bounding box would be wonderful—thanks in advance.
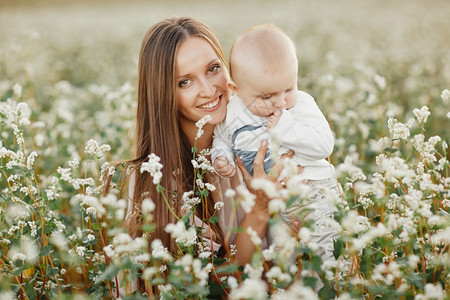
[285,95,297,109]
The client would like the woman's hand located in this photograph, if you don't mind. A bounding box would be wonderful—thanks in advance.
[236,140,295,193]
[229,141,296,266]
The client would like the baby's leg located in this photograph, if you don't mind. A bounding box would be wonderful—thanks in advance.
[280,178,341,289]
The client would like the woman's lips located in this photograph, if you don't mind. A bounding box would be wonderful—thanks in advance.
[197,95,222,110]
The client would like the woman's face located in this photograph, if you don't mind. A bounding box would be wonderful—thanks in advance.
[176,37,229,130]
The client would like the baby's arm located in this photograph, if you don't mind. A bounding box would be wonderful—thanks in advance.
[269,92,334,161]
[211,121,236,178]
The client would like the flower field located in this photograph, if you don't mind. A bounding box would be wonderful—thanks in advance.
[0,0,449,299]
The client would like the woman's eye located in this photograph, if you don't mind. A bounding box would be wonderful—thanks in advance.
[208,64,220,73]
[178,79,191,87]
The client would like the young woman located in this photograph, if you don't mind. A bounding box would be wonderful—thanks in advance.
[126,16,292,292]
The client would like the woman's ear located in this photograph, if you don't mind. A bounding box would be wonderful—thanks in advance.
[228,81,239,96]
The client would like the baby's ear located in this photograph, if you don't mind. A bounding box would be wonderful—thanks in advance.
[228,81,239,96]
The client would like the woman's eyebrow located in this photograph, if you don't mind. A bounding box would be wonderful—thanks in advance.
[177,58,221,79]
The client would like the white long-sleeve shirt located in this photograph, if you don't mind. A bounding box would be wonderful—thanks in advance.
[212,91,335,180]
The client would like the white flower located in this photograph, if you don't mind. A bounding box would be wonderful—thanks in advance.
[214,201,224,210]
[205,183,216,191]
[165,221,197,246]
[225,188,236,198]
[142,198,155,215]
[103,245,116,258]
[68,159,80,169]
[268,198,286,214]
[81,195,106,217]
[57,167,72,181]
[195,115,212,140]
[228,276,238,290]
[441,89,450,104]
[12,252,27,262]
[84,139,111,157]
[13,83,23,97]
[247,227,261,246]
[408,254,420,268]
[26,151,38,169]
[0,291,15,300]
[151,240,172,261]
[140,153,163,185]
[413,106,431,124]
[76,246,86,256]
[430,227,450,245]
[251,178,278,198]
[415,283,445,300]
[374,74,387,90]
[387,117,410,140]
[236,185,255,213]
[272,282,318,300]
[142,267,157,280]
[230,278,268,300]
[195,115,212,129]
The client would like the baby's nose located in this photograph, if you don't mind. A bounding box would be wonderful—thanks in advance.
[272,96,286,109]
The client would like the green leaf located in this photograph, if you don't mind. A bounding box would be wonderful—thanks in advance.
[405,272,425,289]
[186,283,209,297]
[251,252,262,266]
[156,184,165,193]
[311,255,322,273]
[168,274,184,289]
[181,210,194,225]
[122,294,149,300]
[303,276,318,290]
[285,195,300,208]
[318,283,337,299]
[215,264,239,274]
[226,226,245,233]
[209,215,220,224]
[208,279,226,298]
[333,238,344,259]
[151,277,165,285]
[142,224,156,232]
[47,267,59,277]
[95,264,120,284]
[12,266,25,276]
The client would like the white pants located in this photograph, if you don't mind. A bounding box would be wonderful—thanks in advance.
[280,177,341,264]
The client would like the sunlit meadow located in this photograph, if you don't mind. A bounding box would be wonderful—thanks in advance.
[0,0,449,299]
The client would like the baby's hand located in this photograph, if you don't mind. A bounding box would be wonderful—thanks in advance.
[213,156,236,178]
[267,110,282,130]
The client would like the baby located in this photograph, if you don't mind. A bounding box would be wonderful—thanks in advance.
[211,24,340,264]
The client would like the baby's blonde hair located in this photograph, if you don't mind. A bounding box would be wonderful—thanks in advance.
[229,24,297,86]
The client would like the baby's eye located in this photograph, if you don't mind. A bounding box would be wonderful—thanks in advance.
[286,88,293,92]
[208,64,220,74]
[261,95,272,100]
[178,79,191,88]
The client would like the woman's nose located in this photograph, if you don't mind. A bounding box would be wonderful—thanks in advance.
[198,77,215,98]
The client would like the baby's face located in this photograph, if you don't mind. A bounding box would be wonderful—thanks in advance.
[235,61,298,118]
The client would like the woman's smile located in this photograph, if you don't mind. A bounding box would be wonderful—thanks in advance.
[197,94,223,110]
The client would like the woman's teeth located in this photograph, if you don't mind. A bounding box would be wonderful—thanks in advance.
[198,98,220,109]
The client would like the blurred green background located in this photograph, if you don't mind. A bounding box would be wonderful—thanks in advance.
[0,0,449,169]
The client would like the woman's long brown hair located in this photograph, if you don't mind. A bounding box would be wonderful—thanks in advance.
[127,17,228,268]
